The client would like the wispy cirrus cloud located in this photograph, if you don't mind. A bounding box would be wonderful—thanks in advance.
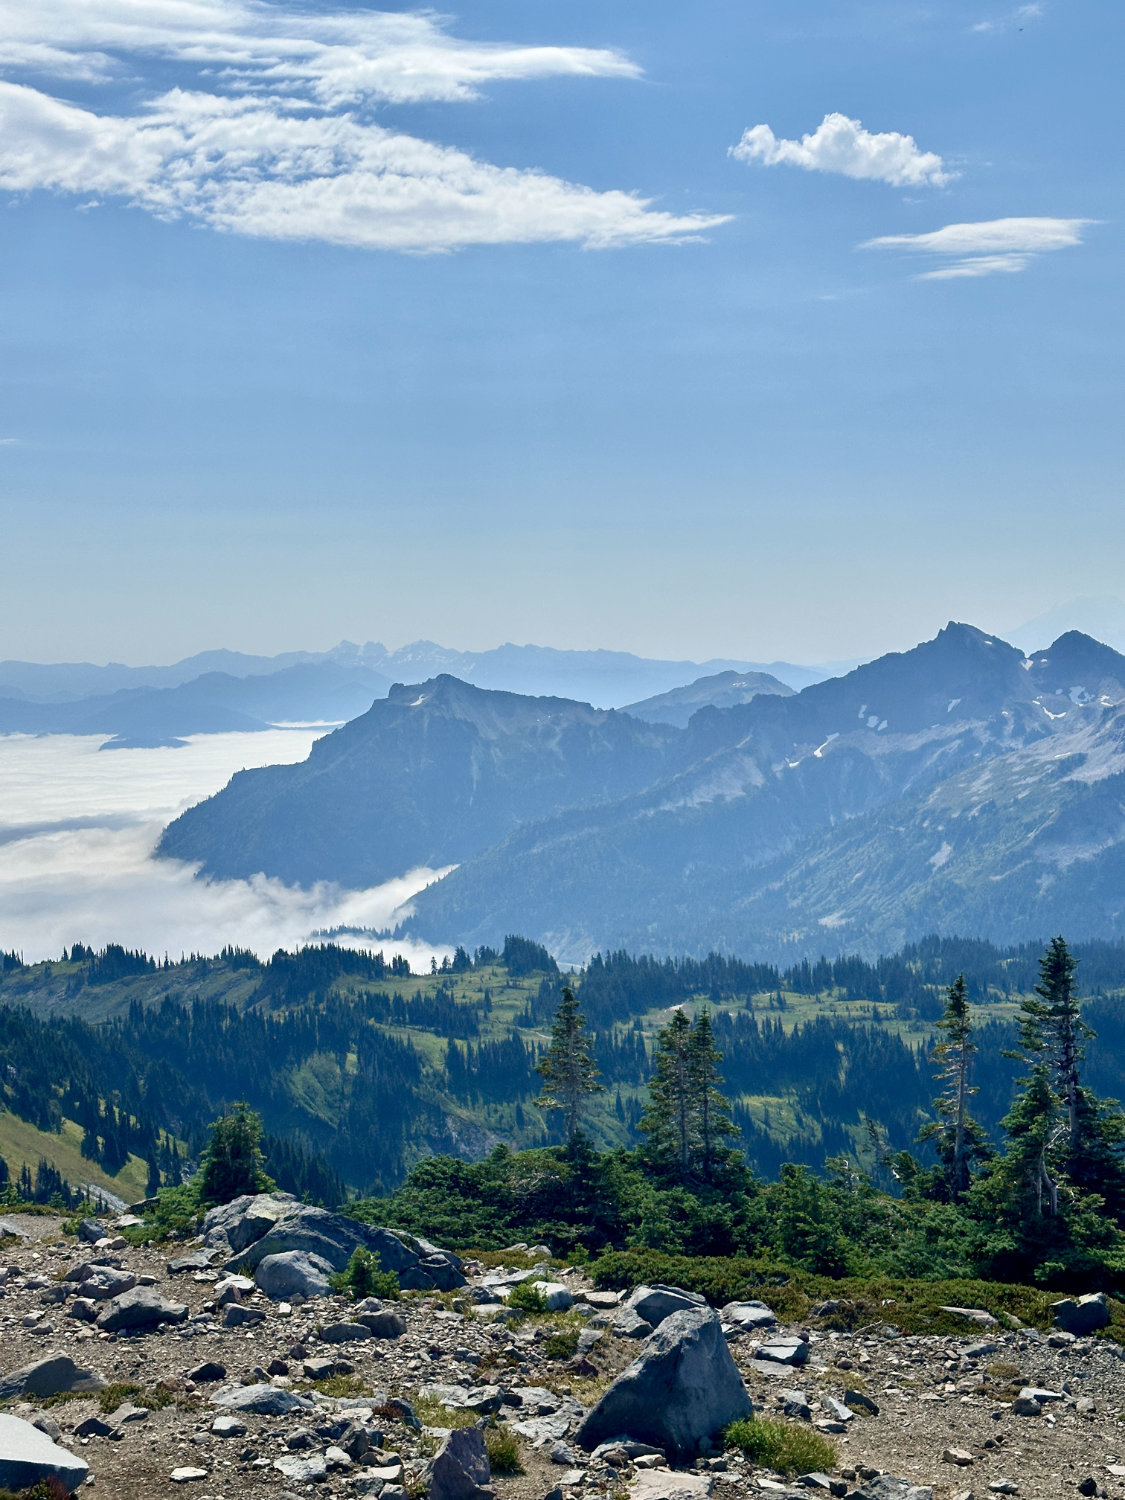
[863,216,1092,279]
[0,0,729,252]
[730,112,951,188]
[973,3,1044,35]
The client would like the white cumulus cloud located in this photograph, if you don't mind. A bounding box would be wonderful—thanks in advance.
[730,112,951,188]
[862,216,1092,279]
[0,0,729,251]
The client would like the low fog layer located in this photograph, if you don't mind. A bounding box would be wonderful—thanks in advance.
[0,731,450,966]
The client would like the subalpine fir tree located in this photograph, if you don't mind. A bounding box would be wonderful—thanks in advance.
[918,974,990,1199]
[535,986,602,1141]
[641,1008,738,1185]
[688,1008,738,1184]
[197,1102,274,1207]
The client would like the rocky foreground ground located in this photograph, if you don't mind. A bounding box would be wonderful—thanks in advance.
[2,1200,1125,1500]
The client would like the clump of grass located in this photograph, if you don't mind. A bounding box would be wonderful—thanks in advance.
[412,1394,479,1431]
[331,1247,401,1301]
[97,1380,177,1415]
[484,1426,523,1475]
[724,1417,837,1477]
[542,1328,579,1360]
[303,1374,375,1400]
[985,1360,1022,1383]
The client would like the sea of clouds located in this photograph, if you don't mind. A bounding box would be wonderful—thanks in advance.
[0,730,451,966]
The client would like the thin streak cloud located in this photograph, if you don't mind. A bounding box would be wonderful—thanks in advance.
[863,216,1093,279]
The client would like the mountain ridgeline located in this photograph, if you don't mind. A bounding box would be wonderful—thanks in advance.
[158,624,1125,961]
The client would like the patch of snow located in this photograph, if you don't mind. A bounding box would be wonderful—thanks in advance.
[877,719,888,731]
[867,714,880,729]
[1069,686,1090,705]
[812,733,840,759]
[858,704,868,719]
[947,698,961,713]
[929,840,953,870]
[818,911,848,929]
[410,695,428,707]
[1021,659,1033,671]
[1042,705,1067,720]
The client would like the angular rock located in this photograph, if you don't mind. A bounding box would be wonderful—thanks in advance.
[211,1414,247,1437]
[187,1361,227,1383]
[0,1354,106,1401]
[78,1218,108,1244]
[0,1218,30,1241]
[576,1306,751,1462]
[69,1299,99,1323]
[96,1286,189,1331]
[357,1309,408,1338]
[256,1250,334,1301]
[170,1467,208,1483]
[74,1415,117,1439]
[168,1250,214,1274]
[614,1308,655,1340]
[428,1425,493,1500]
[851,1481,932,1500]
[823,1397,853,1424]
[720,1301,777,1331]
[843,1389,878,1416]
[630,1472,712,1500]
[938,1306,998,1328]
[275,1453,329,1482]
[303,1358,338,1380]
[77,1266,136,1300]
[214,1274,255,1306]
[756,1338,810,1367]
[222,1303,264,1328]
[782,1390,811,1420]
[625,1285,708,1328]
[1050,1292,1110,1335]
[210,1382,314,1416]
[943,1449,974,1466]
[0,1414,89,1492]
[1011,1394,1042,1417]
[318,1321,370,1344]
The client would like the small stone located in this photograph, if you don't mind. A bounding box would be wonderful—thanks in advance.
[274,1454,329,1482]
[188,1362,227,1383]
[843,1389,879,1415]
[170,1467,209,1482]
[211,1415,247,1438]
[326,1445,353,1469]
[943,1449,974,1466]
[74,1416,116,1439]
[320,1322,373,1343]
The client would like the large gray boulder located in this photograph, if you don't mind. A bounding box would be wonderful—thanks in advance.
[210,1383,314,1416]
[575,1307,751,1462]
[0,1413,89,1492]
[720,1301,776,1331]
[0,1355,106,1401]
[96,1287,189,1331]
[214,1195,464,1290]
[256,1249,335,1300]
[203,1192,299,1253]
[624,1285,708,1329]
[428,1425,493,1500]
[1051,1293,1110,1335]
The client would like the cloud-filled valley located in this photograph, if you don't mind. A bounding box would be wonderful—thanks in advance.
[0,729,451,965]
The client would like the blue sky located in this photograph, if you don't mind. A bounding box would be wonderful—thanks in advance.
[0,0,1120,665]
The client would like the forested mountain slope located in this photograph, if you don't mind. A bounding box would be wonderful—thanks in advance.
[158,676,678,885]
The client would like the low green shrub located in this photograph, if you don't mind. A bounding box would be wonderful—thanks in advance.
[541,1327,579,1359]
[506,1281,548,1314]
[331,1246,401,1301]
[97,1380,176,1415]
[724,1417,836,1476]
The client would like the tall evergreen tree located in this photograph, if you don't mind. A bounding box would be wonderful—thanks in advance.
[641,1009,695,1180]
[687,1008,738,1184]
[535,987,602,1141]
[1018,936,1091,1152]
[197,1102,274,1207]
[918,974,990,1198]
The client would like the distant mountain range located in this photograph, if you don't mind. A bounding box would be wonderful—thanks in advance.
[157,623,1125,961]
[0,640,844,748]
[623,669,793,727]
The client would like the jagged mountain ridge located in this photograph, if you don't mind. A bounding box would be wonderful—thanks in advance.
[157,624,1125,958]
[158,676,679,887]
[404,626,1125,959]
